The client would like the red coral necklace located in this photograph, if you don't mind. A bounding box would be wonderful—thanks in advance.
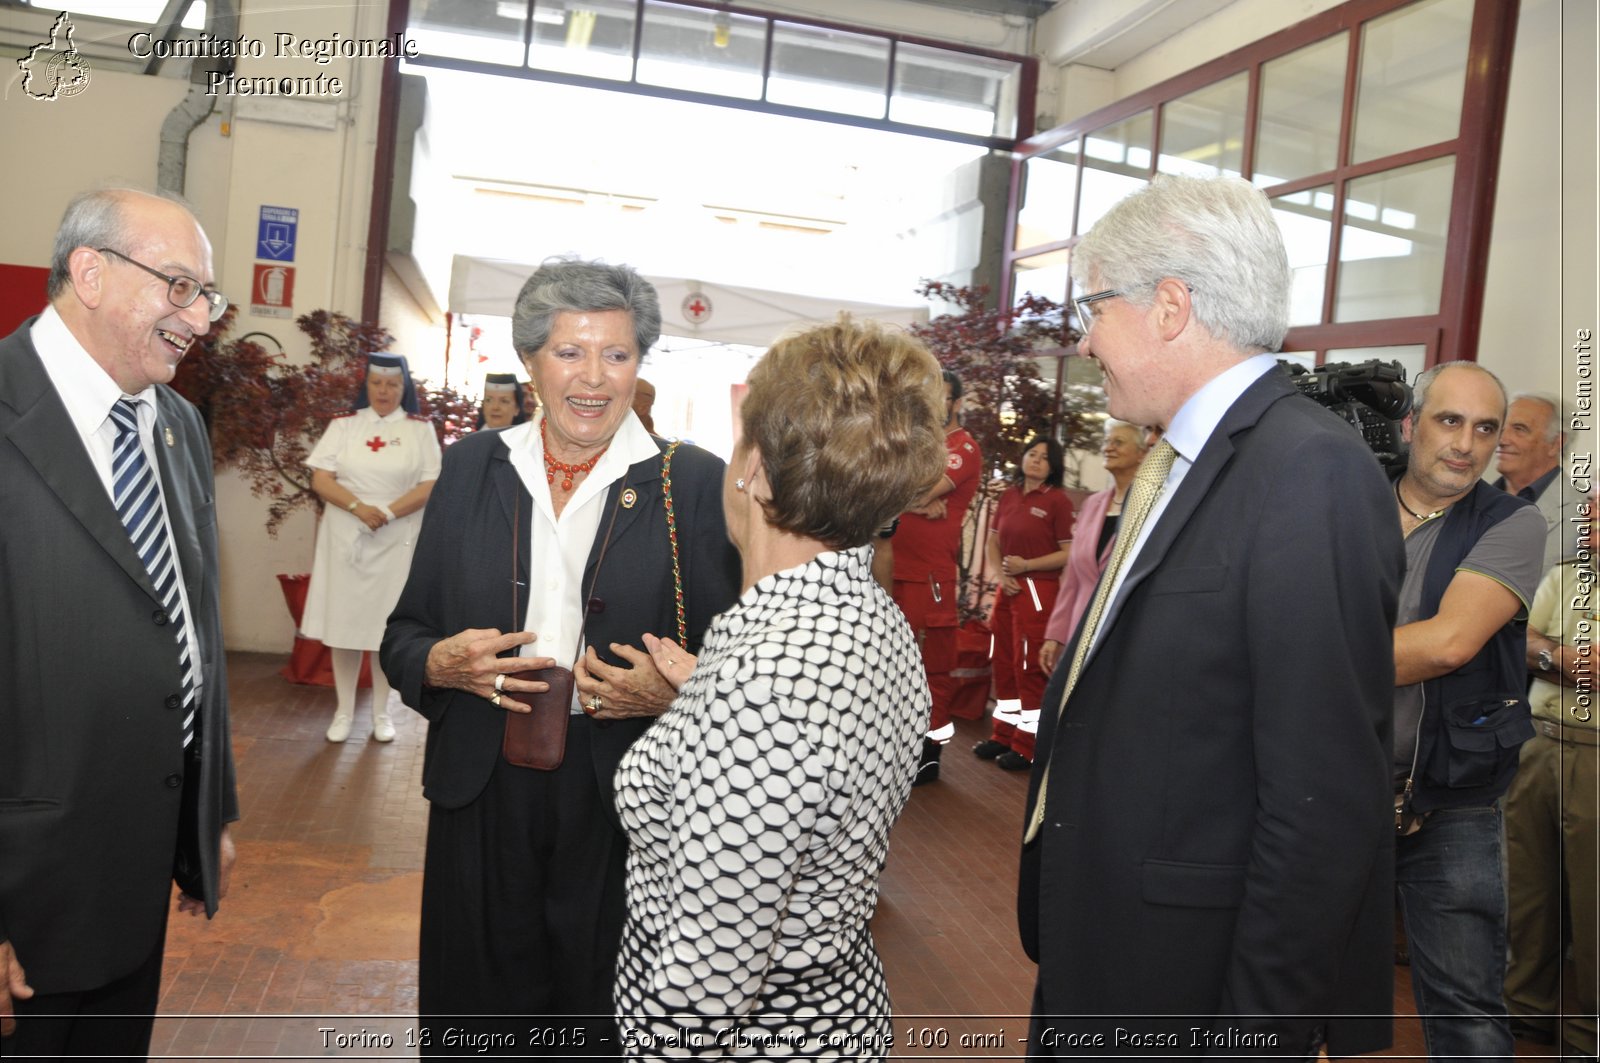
[541,419,608,492]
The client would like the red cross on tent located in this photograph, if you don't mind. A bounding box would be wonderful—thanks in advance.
[681,291,713,325]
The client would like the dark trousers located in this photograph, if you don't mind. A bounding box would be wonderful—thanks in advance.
[418,717,627,1058]
[4,908,167,1060]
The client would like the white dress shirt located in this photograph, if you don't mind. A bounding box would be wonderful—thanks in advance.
[31,305,205,687]
[503,408,659,711]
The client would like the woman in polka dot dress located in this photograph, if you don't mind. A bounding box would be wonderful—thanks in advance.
[614,318,950,1059]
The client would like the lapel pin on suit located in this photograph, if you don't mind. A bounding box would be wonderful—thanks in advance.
[164,425,175,447]
[620,488,638,509]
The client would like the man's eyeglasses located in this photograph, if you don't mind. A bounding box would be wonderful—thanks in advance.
[1073,288,1122,332]
[1073,283,1195,332]
[98,248,228,323]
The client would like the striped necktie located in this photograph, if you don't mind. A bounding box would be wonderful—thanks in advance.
[109,398,197,750]
[1024,440,1177,843]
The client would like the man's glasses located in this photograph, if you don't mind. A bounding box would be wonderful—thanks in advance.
[1073,288,1122,332]
[98,248,228,322]
[1073,284,1195,332]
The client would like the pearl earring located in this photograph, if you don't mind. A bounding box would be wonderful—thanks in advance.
[735,478,746,491]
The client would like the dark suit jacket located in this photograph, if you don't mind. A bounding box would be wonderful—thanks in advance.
[0,318,239,995]
[1018,368,1403,1057]
[381,427,742,819]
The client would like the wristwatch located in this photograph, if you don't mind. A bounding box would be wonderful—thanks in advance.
[1537,648,1556,673]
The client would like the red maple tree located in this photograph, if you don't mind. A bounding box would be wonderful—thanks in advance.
[909,280,1103,620]
[171,308,477,535]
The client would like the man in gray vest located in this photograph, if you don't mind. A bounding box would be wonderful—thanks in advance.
[1391,361,1544,1061]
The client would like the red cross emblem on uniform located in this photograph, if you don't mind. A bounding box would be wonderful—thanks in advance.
[366,435,387,452]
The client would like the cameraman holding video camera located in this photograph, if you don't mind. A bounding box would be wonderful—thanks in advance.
[1390,360,1545,1061]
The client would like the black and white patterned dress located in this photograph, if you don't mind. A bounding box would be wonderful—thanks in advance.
[614,546,930,1059]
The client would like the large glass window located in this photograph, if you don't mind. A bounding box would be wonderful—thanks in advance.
[637,2,767,100]
[1158,72,1248,179]
[1335,156,1456,321]
[412,0,528,66]
[1014,141,1078,251]
[1005,0,1511,375]
[1351,0,1473,163]
[1254,34,1347,187]
[1078,111,1152,234]
[767,22,890,118]
[531,0,639,81]
[1011,249,1070,312]
[889,43,1024,139]
[409,3,1030,148]
[1271,185,1336,327]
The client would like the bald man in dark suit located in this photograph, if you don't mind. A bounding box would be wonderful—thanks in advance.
[0,188,239,1058]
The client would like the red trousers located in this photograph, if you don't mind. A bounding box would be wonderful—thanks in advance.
[990,577,1058,708]
[892,578,959,732]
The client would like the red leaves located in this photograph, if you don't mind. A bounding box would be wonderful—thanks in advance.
[909,280,1101,622]
[170,308,478,536]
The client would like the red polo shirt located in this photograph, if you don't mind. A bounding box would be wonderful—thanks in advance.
[892,426,982,583]
[991,483,1075,578]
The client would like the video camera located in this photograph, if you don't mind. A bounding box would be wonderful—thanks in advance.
[1280,358,1413,470]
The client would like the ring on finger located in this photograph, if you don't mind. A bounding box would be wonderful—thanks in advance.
[494,673,506,693]
[490,690,502,707]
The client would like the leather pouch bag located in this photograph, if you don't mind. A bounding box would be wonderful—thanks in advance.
[501,664,573,771]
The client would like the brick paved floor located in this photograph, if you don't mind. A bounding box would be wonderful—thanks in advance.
[144,652,1565,1060]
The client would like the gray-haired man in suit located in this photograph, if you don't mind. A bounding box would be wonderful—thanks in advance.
[0,188,239,1058]
[1019,175,1403,1057]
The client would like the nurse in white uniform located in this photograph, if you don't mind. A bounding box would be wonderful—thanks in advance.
[302,353,441,742]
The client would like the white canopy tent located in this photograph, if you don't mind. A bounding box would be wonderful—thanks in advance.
[446,254,930,350]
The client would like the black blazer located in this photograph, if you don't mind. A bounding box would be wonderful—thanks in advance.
[1018,368,1404,1057]
[381,427,741,818]
[0,319,239,994]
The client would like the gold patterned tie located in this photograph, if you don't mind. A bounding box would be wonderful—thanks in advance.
[1024,440,1178,843]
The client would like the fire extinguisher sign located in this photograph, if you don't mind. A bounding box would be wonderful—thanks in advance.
[251,263,295,319]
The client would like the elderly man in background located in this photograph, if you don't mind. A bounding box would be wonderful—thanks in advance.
[1504,499,1597,1057]
[1020,174,1402,1057]
[0,188,239,1057]
[1492,391,1571,572]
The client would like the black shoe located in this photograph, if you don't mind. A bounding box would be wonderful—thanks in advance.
[912,739,943,786]
[972,739,1009,759]
[996,751,1031,771]
[1509,1018,1556,1045]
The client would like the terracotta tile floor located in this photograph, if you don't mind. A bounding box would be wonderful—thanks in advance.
[146,653,1566,1060]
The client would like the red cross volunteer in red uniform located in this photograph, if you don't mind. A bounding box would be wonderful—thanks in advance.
[892,368,982,785]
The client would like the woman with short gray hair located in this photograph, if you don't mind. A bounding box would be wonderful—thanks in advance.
[382,257,740,1055]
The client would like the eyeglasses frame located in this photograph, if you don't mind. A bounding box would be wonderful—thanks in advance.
[97,247,228,322]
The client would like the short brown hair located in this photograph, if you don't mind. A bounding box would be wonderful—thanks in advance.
[740,316,947,549]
